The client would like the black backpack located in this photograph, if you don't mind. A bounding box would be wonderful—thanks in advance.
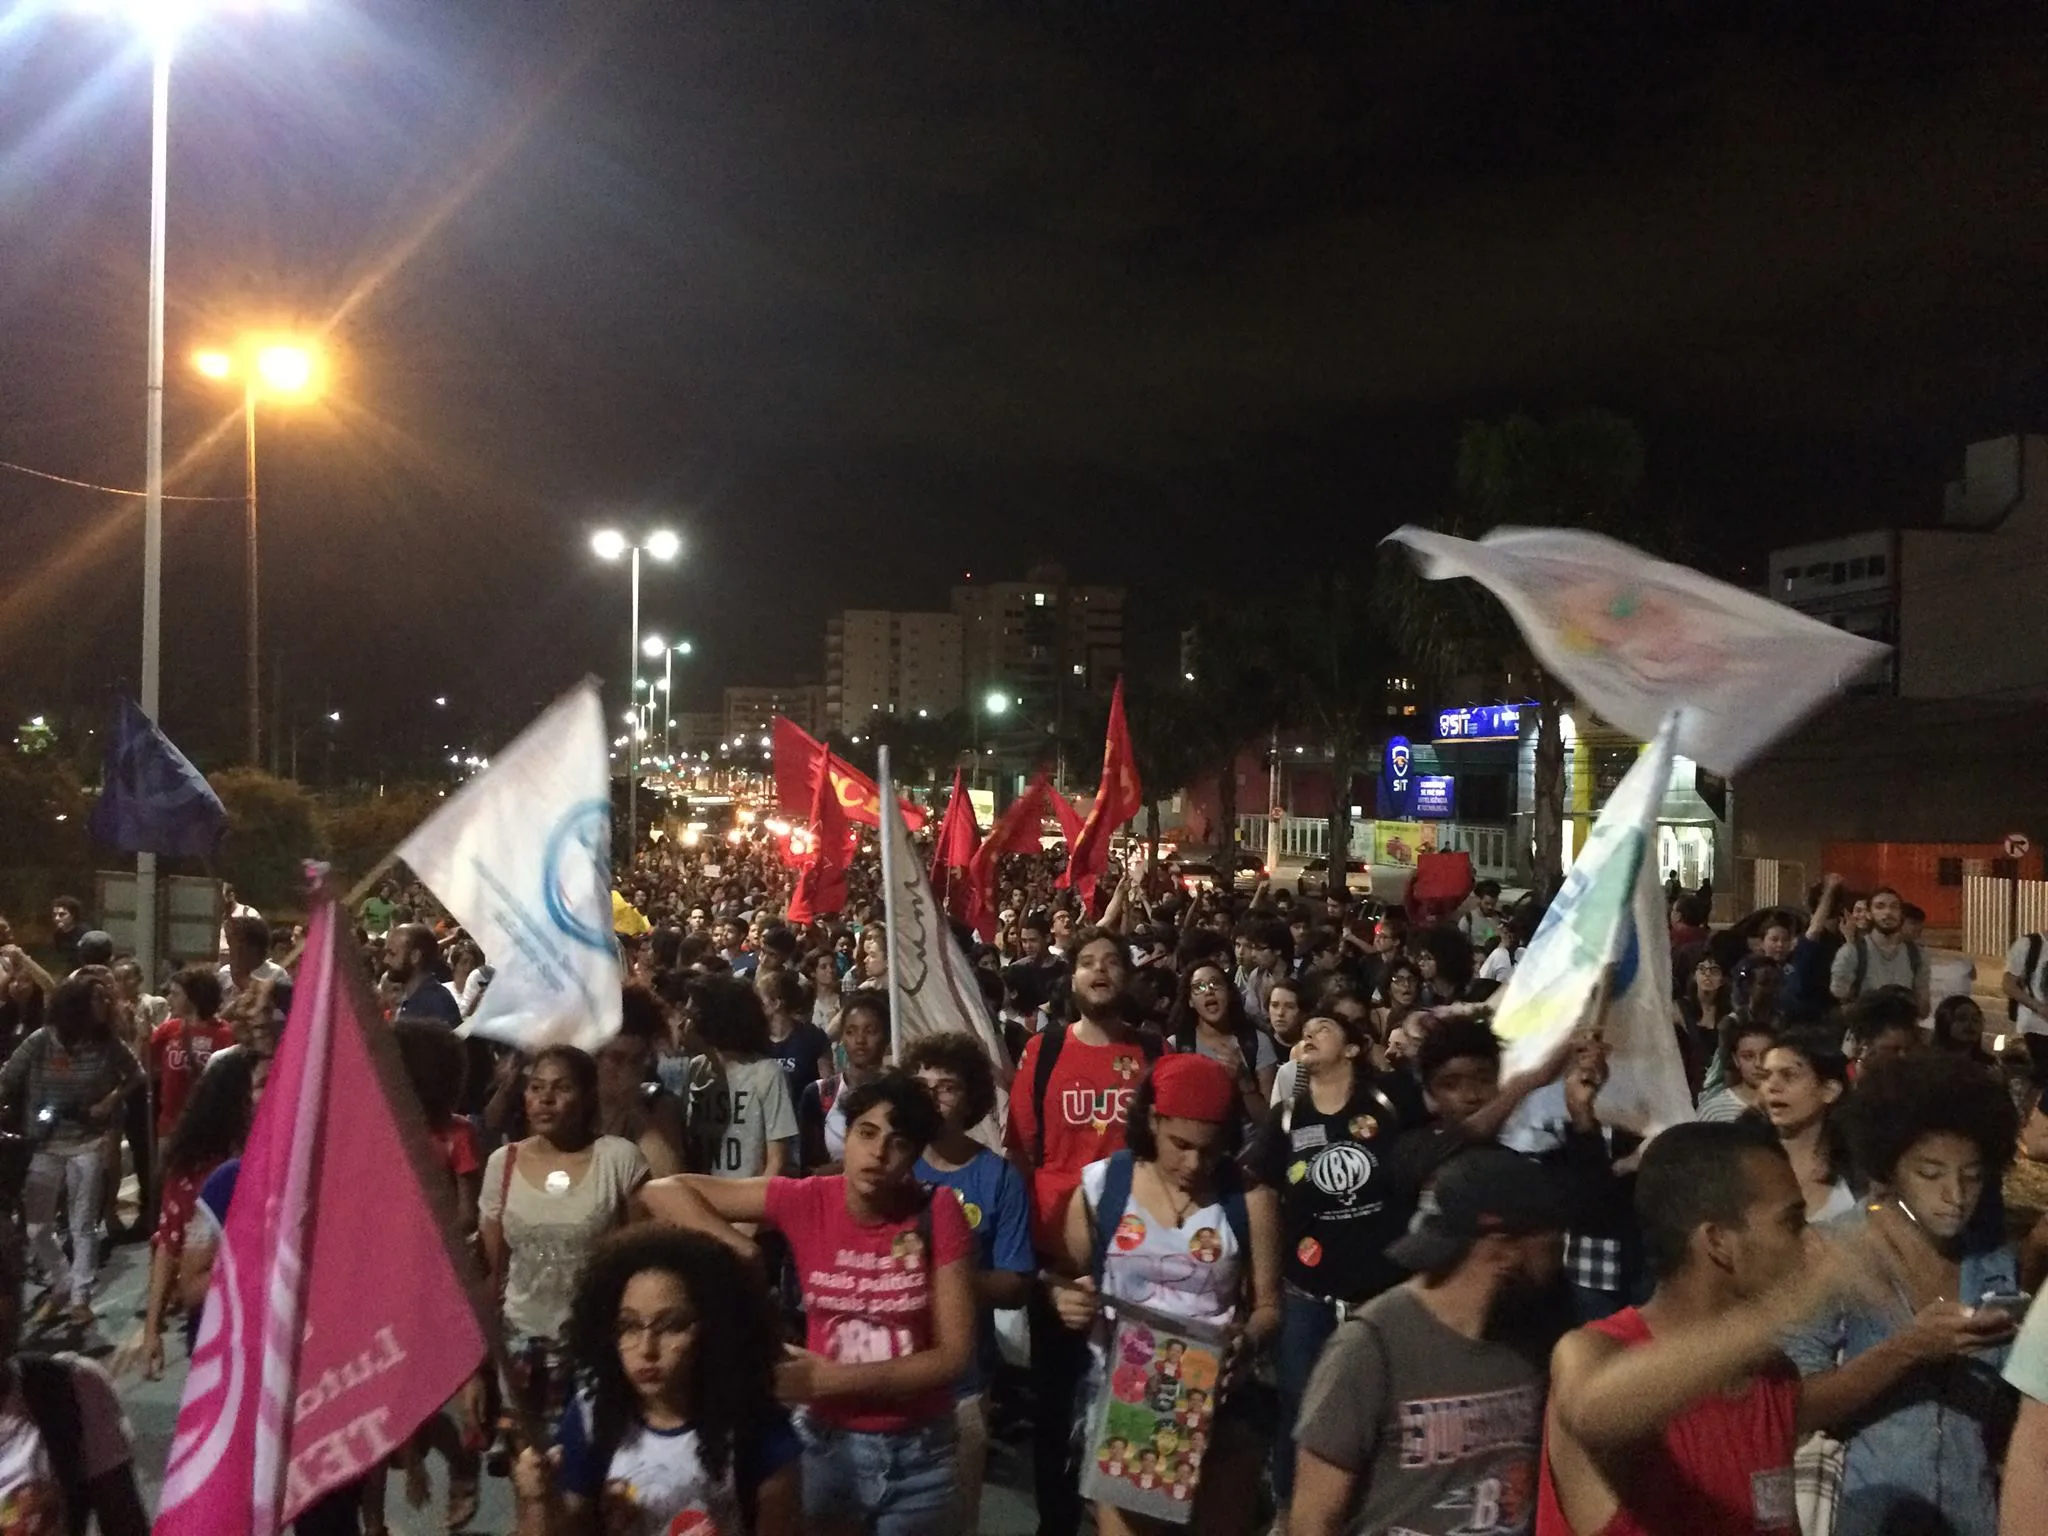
[1030,1024,1163,1166]
[1849,934,1923,999]
[17,1354,89,1536]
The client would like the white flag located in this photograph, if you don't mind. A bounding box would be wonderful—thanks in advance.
[1496,715,1694,1151]
[1384,525,1887,773]
[397,681,620,1052]
[877,752,1013,1141]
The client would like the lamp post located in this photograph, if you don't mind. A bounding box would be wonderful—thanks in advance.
[646,638,693,760]
[194,339,322,765]
[976,689,1010,793]
[592,529,680,854]
[72,0,302,984]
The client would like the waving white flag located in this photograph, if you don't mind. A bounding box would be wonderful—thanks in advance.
[398,681,620,1052]
[877,749,1013,1142]
[1496,715,1693,1150]
[1384,525,1887,773]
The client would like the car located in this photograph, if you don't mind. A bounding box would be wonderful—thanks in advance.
[1296,858,1372,898]
[1173,853,1269,894]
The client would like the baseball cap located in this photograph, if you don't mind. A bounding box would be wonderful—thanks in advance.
[1386,1146,1570,1273]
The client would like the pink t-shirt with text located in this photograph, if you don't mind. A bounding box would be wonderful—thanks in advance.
[763,1174,972,1433]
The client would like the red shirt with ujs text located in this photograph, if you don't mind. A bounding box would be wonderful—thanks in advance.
[149,1018,238,1137]
[1536,1305,1799,1536]
[763,1174,972,1433]
[1004,1029,1152,1256]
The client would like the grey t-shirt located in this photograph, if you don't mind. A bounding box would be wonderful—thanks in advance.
[1294,1287,1546,1536]
[1829,934,1923,1003]
[687,1053,798,1177]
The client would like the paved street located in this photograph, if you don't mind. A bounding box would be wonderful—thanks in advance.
[74,1237,1037,1534]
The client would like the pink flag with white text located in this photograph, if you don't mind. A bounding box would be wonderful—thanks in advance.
[156,886,488,1535]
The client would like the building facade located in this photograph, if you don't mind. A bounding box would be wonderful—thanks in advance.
[952,564,1125,733]
[1768,434,2048,700]
[823,610,964,732]
[723,685,824,741]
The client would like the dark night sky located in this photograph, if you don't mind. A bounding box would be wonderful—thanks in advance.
[4,1,2048,761]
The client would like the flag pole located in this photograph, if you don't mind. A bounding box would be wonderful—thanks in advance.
[876,747,907,1064]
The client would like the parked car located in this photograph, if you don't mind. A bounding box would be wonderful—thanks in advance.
[1174,853,1269,894]
[1296,858,1372,898]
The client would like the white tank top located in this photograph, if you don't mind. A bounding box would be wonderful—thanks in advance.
[1079,1157,1242,1329]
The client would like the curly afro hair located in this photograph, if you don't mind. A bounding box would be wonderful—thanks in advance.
[563,1225,783,1484]
[1840,1050,2019,1187]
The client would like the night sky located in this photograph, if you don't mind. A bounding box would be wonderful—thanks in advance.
[5,1,2047,761]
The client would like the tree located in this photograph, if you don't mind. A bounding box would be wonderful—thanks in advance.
[1378,409,1648,895]
[1120,681,1217,865]
[1183,604,1287,861]
[208,768,324,913]
[1268,572,1392,895]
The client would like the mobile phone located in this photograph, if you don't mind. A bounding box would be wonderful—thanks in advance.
[1975,1292,2031,1321]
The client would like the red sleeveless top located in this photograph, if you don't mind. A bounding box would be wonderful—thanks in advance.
[1535,1306,1800,1536]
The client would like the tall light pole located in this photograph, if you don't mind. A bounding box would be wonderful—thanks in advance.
[76,0,303,980]
[195,339,323,765]
[650,638,693,760]
[593,528,680,854]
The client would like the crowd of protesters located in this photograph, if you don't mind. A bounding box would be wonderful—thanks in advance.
[7,836,2048,1535]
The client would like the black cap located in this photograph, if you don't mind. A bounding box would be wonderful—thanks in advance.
[1387,1146,1571,1272]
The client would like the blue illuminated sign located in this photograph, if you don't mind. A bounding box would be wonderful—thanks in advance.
[1382,735,1415,817]
[1414,775,1456,819]
[1436,703,1527,742]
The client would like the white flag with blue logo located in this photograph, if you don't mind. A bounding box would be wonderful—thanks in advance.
[1384,525,1887,774]
[396,680,620,1051]
[1495,714,1694,1151]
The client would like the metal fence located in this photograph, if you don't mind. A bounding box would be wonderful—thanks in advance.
[1963,875,2048,959]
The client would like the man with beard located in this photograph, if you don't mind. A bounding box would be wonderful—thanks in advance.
[1291,1147,1568,1536]
[1829,887,1929,1014]
[384,922,461,1026]
[1005,927,1158,1536]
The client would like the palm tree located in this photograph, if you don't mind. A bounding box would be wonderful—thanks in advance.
[1378,409,1648,896]
[1268,572,1392,896]
[1182,603,1286,863]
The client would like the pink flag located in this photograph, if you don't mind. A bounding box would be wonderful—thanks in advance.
[157,886,488,1535]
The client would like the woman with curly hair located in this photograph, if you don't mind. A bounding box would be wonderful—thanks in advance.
[1784,1051,2022,1536]
[512,1226,799,1536]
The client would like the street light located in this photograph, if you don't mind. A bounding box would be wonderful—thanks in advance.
[652,639,693,760]
[192,334,324,766]
[591,528,681,852]
[71,0,303,987]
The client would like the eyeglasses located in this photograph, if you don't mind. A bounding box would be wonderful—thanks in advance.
[1191,978,1226,995]
[615,1313,698,1345]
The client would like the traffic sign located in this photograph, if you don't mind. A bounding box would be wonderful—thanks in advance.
[2007,832,2031,860]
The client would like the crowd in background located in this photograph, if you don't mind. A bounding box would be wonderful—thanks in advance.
[5,829,2048,1534]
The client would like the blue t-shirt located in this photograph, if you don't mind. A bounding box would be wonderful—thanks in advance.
[555,1390,799,1531]
[916,1146,1033,1396]
[188,1157,243,1351]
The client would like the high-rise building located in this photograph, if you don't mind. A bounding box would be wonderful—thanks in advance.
[723,685,824,742]
[824,610,964,732]
[952,564,1125,731]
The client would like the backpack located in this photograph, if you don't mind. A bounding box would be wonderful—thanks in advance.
[1087,1147,1249,1287]
[2013,935,2045,1023]
[1849,935,1922,999]
[16,1354,89,1536]
[1029,1024,1163,1167]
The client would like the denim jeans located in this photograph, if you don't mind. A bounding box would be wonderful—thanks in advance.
[1272,1285,1345,1505]
[25,1145,102,1305]
[796,1411,958,1536]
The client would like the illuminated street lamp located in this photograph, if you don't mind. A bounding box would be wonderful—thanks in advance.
[69,0,305,985]
[648,638,694,760]
[591,529,681,851]
[193,335,325,766]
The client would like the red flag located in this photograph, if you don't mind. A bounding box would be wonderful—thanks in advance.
[964,775,1051,939]
[1059,678,1142,914]
[158,885,487,1535]
[772,717,926,831]
[1049,783,1085,849]
[787,750,852,924]
[928,769,991,938]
